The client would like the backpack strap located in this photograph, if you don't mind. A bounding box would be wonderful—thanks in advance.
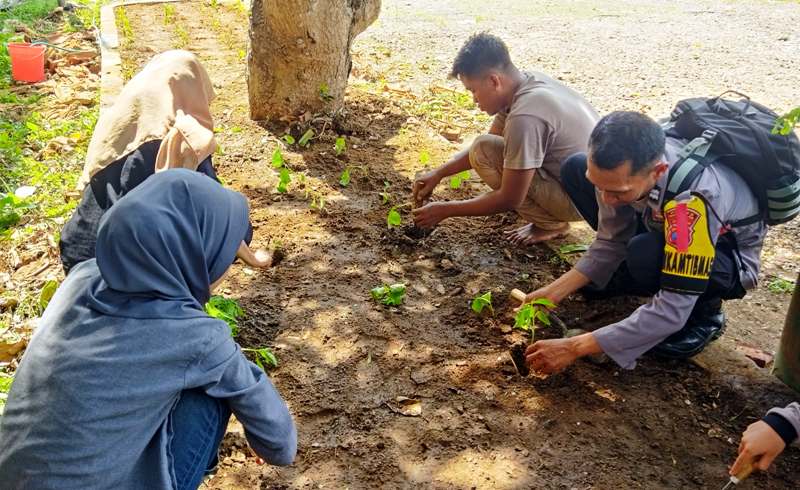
[662,131,717,204]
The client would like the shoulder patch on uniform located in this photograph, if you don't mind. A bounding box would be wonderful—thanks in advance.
[661,195,716,295]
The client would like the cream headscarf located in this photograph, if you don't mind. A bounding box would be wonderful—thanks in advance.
[78,50,217,190]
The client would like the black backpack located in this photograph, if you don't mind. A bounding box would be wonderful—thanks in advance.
[662,91,800,226]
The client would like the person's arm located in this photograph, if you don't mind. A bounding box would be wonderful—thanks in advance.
[730,403,800,475]
[187,331,297,465]
[237,241,277,268]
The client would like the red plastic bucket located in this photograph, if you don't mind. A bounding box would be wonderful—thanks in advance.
[6,43,46,83]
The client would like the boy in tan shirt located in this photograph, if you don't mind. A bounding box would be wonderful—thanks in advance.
[413,33,599,244]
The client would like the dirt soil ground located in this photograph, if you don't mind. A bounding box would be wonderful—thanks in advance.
[115,0,800,488]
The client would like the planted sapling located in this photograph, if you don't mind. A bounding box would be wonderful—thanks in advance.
[513,297,556,341]
[371,283,407,306]
[449,170,471,189]
[282,134,295,145]
[298,128,314,148]
[419,150,431,167]
[380,181,391,204]
[334,136,346,156]
[242,347,279,370]
[277,168,292,193]
[205,295,245,337]
[339,167,351,187]
[271,148,284,168]
[471,291,494,316]
[387,207,402,228]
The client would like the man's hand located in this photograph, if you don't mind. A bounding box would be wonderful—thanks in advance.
[514,286,559,312]
[731,421,787,475]
[412,202,450,229]
[525,338,579,374]
[412,170,442,204]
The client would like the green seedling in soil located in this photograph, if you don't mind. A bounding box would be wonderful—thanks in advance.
[767,277,795,294]
[238,49,246,60]
[174,24,190,49]
[339,167,351,187]
[205,295,244,337]
[339,165,365,188]
[334,136,346,156]
[298,128,314,148]
[419,150,431,166]
[471,291,494,316]
[242,347,278,370]
[319,83,334,102]
[307,190,326,211]
[282,134,295,145]
[380,181,391,204]
[163,4,175,24]
[271,148,284,168]
[277,168,292,193]
[387,207,402,227]
[449,170,471,189]
[514,298,556,341]
[371,283,407,306]
[558,243,589,255]
[38,279,58,312]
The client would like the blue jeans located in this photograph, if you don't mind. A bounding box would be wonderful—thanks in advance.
[168,390,231,490]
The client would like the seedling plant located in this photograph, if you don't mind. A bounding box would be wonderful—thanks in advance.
[334,136,346,156]
[205,295,245,336]
[371,283,407,306]
[205,296,279,370]
[242,347,279,370]
[514,298,556,341]
[471,291,493,316]
[449,170,471,189]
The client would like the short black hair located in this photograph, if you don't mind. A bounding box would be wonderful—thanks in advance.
[588,111,666,174]
[449,32,513,79]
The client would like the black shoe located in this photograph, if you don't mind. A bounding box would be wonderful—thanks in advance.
[649,299,726,359]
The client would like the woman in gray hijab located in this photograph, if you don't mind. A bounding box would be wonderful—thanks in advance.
[0,170,296,489]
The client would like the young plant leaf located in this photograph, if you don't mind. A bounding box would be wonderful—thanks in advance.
[384,283,407,306]
[271,148,284,168]
[243,347,279,370]
[471,291,494,315]
[448,170,471,189]
[334,136,346,156]
[387,207,402,227]
[380,181,391,204]
[339,167,351,187]
[277,168,292,193]
[298,128,314,147]
[419,150,431,166]
[558,243,589,255]
[370,285,389,300]
[282,134,296,145]
[205,295,245,337]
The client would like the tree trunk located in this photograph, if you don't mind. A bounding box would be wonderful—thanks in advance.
[774,273,800,393]
[247,0,380,121]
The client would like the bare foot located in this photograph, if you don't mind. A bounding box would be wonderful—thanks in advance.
[504,222,569,246]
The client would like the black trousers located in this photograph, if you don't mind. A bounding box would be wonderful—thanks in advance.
[560,153,745,302]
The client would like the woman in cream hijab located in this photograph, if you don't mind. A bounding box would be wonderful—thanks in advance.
[60,50,272,274]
